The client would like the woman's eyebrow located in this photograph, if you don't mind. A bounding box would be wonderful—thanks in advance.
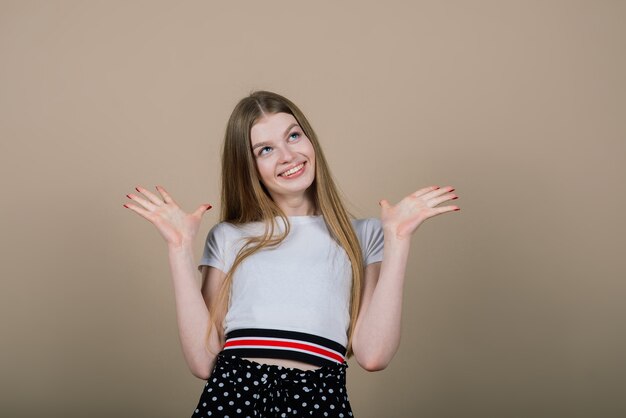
[252,123,299,150]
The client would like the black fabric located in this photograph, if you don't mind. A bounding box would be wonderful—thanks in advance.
[191,352,354,417]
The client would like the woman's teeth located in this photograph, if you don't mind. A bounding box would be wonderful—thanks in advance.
[280,163,304,177]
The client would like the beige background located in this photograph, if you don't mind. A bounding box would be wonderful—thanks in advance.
[1,1,625,417]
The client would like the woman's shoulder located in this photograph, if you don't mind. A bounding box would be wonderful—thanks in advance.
[350,217,383,243]
[209,219,266,239]
[351,216,382,231]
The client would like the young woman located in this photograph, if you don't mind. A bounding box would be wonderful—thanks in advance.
[123,91,460,417]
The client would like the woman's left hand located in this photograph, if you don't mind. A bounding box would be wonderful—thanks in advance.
[379,185,460,240]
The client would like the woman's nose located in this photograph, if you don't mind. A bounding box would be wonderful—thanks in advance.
[278,146,296,162]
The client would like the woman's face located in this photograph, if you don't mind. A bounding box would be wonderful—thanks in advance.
[250,112,316,205]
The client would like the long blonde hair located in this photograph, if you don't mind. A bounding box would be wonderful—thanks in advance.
[206,90,364,356]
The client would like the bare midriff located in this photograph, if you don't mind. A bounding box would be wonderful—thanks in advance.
[242,357,322,371]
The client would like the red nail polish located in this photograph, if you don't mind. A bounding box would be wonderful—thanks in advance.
[452,196,458,200]
[135,187,140,192]
[123,204,128,208]
[454,208,460,211]
[126,194,131,199]
[449,188,455,192]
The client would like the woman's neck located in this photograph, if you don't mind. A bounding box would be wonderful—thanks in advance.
[272,192,317,216]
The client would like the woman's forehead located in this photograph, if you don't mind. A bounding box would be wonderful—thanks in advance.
[250,112,299,144]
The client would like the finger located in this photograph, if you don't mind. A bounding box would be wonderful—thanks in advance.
[422,185,455,201]
[126,192,158,211]
[135,185,164,207]
[379,199,391,209]
[433,205,460,214]
[411,185,440,198]
[192,203,213,217]
[155,185,178,205]
[428,192,458,208]
[123,202,154,220]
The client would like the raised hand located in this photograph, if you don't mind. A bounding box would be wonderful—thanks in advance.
[123,185,213,248]
[379,185,459,240]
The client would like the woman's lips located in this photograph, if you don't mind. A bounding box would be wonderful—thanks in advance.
[278,161,306,179]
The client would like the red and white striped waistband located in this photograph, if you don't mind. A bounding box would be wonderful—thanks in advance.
[223,328,347,367]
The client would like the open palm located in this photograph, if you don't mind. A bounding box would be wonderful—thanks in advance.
[379,185,459,239]
[123,185,212,247]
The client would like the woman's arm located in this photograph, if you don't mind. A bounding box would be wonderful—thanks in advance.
[351,185,459,371]
[167,246,224,379]
[123,185,218,379]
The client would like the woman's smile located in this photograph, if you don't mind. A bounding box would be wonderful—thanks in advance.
[278,161,306,178]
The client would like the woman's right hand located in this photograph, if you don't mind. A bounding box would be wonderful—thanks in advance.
[123,185,213,248]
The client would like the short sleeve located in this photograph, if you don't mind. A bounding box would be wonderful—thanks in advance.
[356,217,385,266]
[197,223,227,273]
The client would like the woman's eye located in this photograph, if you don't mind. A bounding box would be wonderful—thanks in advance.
[289,132,300,141]
[259,146,272,156]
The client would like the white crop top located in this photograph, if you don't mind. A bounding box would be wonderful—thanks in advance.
[197,215,384,365]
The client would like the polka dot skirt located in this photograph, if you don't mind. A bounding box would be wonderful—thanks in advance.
[191,352,354,417]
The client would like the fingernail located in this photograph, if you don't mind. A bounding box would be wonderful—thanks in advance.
[123,204,128,208]
[126,194,131,199]
[434,186,440,189]
[452,196,458,200]
[135,187,140,192]
[449,188,455,192]
[454,207,460,211]
[206,205,212,210]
